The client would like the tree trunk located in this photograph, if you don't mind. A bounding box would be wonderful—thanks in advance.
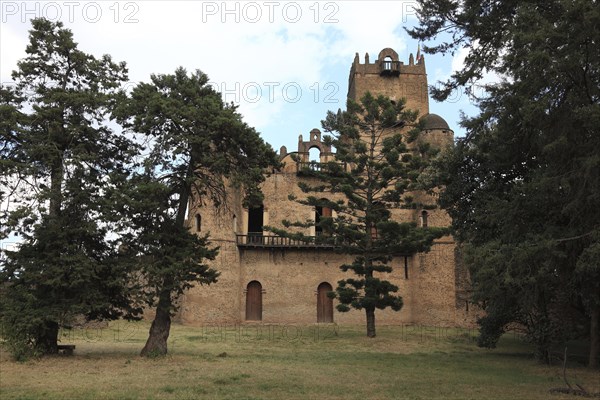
[589,306,599,369]
[39,146,64,356]
[366,307,376,338]
[176,156,194,226]
[140,158,192,357]
[140,289,172,357]
[38,320,59,354]
[48,132,65,219]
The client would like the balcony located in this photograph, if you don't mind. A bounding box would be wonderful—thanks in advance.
[236,233,336,249]
[235,234,414,257]
[380,60,401,76]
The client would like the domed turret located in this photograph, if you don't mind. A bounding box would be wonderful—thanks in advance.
[421,113,451,132]
[419,113,454,148]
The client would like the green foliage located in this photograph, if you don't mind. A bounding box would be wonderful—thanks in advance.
[0,18,140,357]
[116,174,219,312]
[270,92,447,337]
[574,234,600,311]
[116,67,279,212]
[0,282,47,361]
[410,0,600,364]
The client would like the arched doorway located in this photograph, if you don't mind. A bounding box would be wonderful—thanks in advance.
[308,146,321,162]
[317,282,334,323]
[246,281,262,321]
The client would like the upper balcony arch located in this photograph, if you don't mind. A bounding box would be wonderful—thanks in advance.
[308,146,321,162]
[297,128,331,157]
[296,128,337,173]
[378,48,399,62]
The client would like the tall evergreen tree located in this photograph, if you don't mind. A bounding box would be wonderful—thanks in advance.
[117,67,278,356]
[0,18,139,357]
[270,92,446,337]
[408,0,600,366]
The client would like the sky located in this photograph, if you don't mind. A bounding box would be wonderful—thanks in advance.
[0,0,480,251]
[0,1,480,147]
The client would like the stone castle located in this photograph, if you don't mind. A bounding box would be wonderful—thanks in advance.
[176,47,473,327]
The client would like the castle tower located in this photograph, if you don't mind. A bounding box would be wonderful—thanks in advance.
[347,47,429,116]
[348,47,454,149]
[348,48,460,326]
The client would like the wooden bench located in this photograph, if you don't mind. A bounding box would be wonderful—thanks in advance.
[57,344,76,355]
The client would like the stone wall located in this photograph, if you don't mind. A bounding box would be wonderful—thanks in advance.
[178,164,465,327]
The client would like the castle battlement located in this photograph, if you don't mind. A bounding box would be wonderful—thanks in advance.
[349,47,426,79]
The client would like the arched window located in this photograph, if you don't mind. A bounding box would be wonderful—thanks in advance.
[315,201,332,236]
[308,147,321,163]
[370,224,378,240]
[370,202,386,239]
[317,282,334,323]
[421,210,429,228]
[195,214,201,232]
[232,214,237,233]
[245,281,262,321]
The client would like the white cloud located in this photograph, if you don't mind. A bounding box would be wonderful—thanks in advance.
[1,0,465,144]
[451,46,469,74]
[0,23,28,82]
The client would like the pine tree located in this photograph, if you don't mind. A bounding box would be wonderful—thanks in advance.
[270,92,446,337]
[408,0,600,366]
[0,18,139,357]
[117,67,278,356]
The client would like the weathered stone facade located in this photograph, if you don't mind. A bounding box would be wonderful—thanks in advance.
[176,48,474,328]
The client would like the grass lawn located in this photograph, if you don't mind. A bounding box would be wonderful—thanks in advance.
[0,321,598,399]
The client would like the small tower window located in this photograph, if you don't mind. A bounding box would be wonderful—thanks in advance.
[371,202,385,238]
[195,214,202,232]
[421,210,428,228]
[383,56,393,71]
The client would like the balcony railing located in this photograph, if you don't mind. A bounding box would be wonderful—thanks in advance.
[236,233,336,249]
[296,161,346,175]
[236,234,416,256]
